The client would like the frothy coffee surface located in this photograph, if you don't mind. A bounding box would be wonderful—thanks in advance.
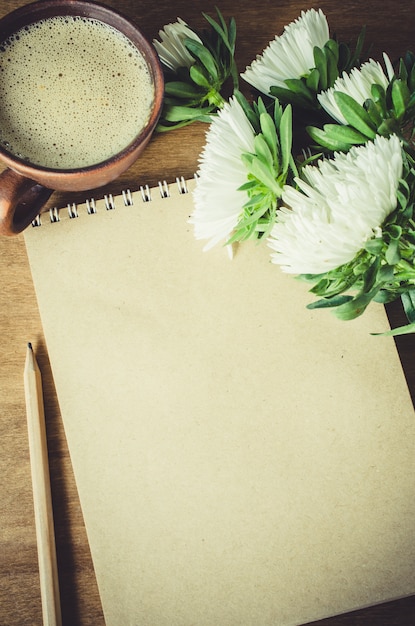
[0,16,155,169]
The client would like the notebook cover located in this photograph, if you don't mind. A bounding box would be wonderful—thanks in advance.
[24,178,415,625]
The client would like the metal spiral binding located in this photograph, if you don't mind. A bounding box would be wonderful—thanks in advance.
[67,202,78,219]
[122,189,133,206]
[86,198,97,214]
[158,180,170,198]
[49,207,60,223]
[140,184,151,202]
[31,214,42,227]
[104,194,115,210]
[30,176,191,227]
[176,176,188,194]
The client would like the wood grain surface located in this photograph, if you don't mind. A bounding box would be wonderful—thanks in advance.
[1,1,415,624]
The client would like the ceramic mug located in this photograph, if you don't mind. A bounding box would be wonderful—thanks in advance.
[0,0,164,235]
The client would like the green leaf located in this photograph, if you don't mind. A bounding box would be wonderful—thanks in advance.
[371,83,388,117]
[334,291,376,320]
[345,25,367,70]
[391,79,410,119]
[307,125,352,152]
[164,81,204,99]
[306,68,320,92]
[239,200,270,226]
[396,179,410,208]
[234,90,260,132]
[321,123,367,145]
[388,224,403,240]
[365,99,383,127]
[280,105,292,175]
[189,65,212,89]
[333,92,377,138]
[325,42,339,86]
[184,38,218,80]
[259,112,278,162]
[325,39,339,65]
[401,289,415,323]
[385,238,401,264]
[203,10,226,40]
[373,289,401,304]
[270,85,314,109]
[361,257,381,294]
[363,238,384,254]
[156,110,214,130]
[238,180,257,193]
[337,42,351,73]
[373,321,415,336]
[241,153,282,195]
[254,133,274,167]
[378,262,395,282]
[284,78,315,103]
[202,10,236,55]
[254,98,268,117]
[306,295,353,309]
[161,104,214,122]
[308,268,359,297]
[313,46,328,90]
[377,118,400,137]
[398,56,409,82]
[228,16,237,52]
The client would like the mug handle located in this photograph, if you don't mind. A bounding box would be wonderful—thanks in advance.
[0,168,53,236]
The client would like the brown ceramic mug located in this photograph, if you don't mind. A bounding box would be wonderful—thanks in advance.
[0,0,164,235]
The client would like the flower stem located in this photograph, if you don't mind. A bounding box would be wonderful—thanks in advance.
[207,89,226,108]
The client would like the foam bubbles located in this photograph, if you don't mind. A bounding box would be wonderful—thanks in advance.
[0,16,155,169]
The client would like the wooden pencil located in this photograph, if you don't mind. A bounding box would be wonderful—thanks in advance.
[24,343,62,626]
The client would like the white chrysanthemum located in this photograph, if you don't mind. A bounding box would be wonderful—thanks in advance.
[268,134,403,275]
[153,18,202,72]
[190,96,256,250]
[318,56,392,124]
[241,9,329,95]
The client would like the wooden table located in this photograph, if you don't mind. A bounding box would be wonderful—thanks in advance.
[1,0,415,624]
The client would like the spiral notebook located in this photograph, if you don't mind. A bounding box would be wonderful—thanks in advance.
[24,177,415,626]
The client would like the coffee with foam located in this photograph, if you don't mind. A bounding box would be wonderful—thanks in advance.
[0,16,155,169]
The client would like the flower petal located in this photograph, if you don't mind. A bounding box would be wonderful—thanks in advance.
[268,134,403,274]
[241,9,329,95]
[190,97,256,249]
[318,58,390,124]
[153,18,203,72]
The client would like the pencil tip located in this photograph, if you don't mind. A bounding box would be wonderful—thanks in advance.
[27,342,33,350]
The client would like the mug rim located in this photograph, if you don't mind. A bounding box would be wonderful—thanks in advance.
[0,0,164,188]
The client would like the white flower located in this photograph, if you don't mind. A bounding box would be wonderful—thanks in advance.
[241,9,330,95]
[318,57,392,124]
[190,96,256,250]
[153,18,203,72]
[268,134,403,275]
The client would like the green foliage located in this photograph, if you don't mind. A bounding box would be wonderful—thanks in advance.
[156,9,238,131]
[307,50,415,155]
[156,8,415,335]
[269,29,366,111]
[227,94,297,244]
[301,159,415,330]
[337,26,368,74]
[372,288,415,334]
